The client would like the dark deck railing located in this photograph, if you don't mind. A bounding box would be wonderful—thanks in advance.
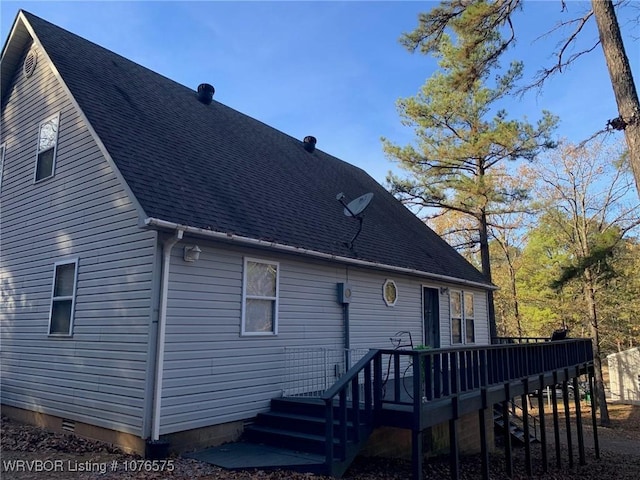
[378,338,593,406]
[321,348,377,467]
[318,338,594,478]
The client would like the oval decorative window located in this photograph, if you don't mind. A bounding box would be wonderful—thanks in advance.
[23,48,38,78]
[383,279,397,306]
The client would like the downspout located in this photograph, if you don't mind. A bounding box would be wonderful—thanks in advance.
[343,303,351,371]
[151,229,183,442]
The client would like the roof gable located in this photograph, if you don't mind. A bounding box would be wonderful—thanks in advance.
[13,10,491,287]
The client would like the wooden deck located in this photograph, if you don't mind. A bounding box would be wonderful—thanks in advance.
[188,338,596,480]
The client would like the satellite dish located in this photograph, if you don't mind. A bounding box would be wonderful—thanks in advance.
[343,193,374,217]
[335,192,374,250]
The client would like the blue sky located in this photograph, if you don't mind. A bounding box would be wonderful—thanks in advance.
[1,1,638,184]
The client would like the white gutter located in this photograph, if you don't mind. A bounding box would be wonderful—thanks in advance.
[144,218,496,291]
[151,228,183,441]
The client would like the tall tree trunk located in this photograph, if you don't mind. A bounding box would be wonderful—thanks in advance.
[584,268,611,426]
[478,210,497,340]
[592,0,640,194]
[508,262,523,337]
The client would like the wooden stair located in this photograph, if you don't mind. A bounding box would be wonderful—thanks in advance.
[493,405,540,445]
[243,396,373,477]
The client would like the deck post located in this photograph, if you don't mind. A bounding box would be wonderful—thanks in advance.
[352,377,361,443]
[562,371,574,468]
[324,398,334,467]
[412,429,423,480]
[339,389,348,461]
[588,369,600,459]
[478,388,489,480]
[502,383,513,478]
[573,373,585,465]
[373,353,382,417]
[551,371,561,468]
[449,399,459,480]
[522,378,532,476]
[537,374,548,473]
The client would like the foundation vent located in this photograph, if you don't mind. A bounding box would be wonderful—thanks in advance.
[61,419,76,432]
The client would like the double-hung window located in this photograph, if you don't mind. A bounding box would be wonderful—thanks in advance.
[34,113,60,182]
[451,291,463,344]
[48,259,78,336]
[450,290,475,344]
[464,292,475,343]
[242,258,279,335]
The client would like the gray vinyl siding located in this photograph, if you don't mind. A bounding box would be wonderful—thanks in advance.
[161,244,345,434]
[0,41,156,435]
[159,240,491,435]
[348,270,423,350]
[471,288,490,345]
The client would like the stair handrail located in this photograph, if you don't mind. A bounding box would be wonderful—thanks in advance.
[321,348,380,466]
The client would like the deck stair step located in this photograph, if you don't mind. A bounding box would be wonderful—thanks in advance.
[239,395,374,477]
[270,397,366,421]
[493,405,539,445]
[255,411,359,438]
[244,425,344,456]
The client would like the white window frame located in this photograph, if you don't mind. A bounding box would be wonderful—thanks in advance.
[0,142,5,194]
[48,258,79,336]
[33,112,60,183]
[464,291,475,344]
[450,290,463,345]
[450,290,475,345]
[241,257,279,336]
[382,279,398,307]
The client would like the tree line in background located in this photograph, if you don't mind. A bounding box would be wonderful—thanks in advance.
[384,0,640,425]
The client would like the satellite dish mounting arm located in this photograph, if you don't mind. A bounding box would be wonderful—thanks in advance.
[347,217,364,250]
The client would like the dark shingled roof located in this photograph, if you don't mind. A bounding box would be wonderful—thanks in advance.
[22,11,491,286]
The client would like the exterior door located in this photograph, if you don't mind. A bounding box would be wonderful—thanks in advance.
[423,287,440,348]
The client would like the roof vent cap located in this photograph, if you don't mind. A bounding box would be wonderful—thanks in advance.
[197,83,215,105]
[303,136,317,152]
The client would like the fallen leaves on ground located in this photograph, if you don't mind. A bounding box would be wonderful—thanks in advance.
[2,407,640,480]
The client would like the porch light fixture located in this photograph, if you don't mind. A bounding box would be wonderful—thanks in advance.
[440,287,450,295]
[183,245,201,262]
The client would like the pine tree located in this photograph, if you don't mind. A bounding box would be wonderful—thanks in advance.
[384,12,557,338]
[401,0,640,194]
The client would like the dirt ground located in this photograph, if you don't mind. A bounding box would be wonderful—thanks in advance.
[1,403,639,480]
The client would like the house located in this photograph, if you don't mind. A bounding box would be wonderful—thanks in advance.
[607,347,640,404]
[0,10,497,456]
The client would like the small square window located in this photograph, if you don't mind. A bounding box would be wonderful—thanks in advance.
[34,114,60,182]
[242,259,279,335]
[48,260,78,336]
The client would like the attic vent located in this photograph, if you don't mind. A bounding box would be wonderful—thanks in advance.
[23,49,38,78]
[303,136,316,153]
[197,83,215,105]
